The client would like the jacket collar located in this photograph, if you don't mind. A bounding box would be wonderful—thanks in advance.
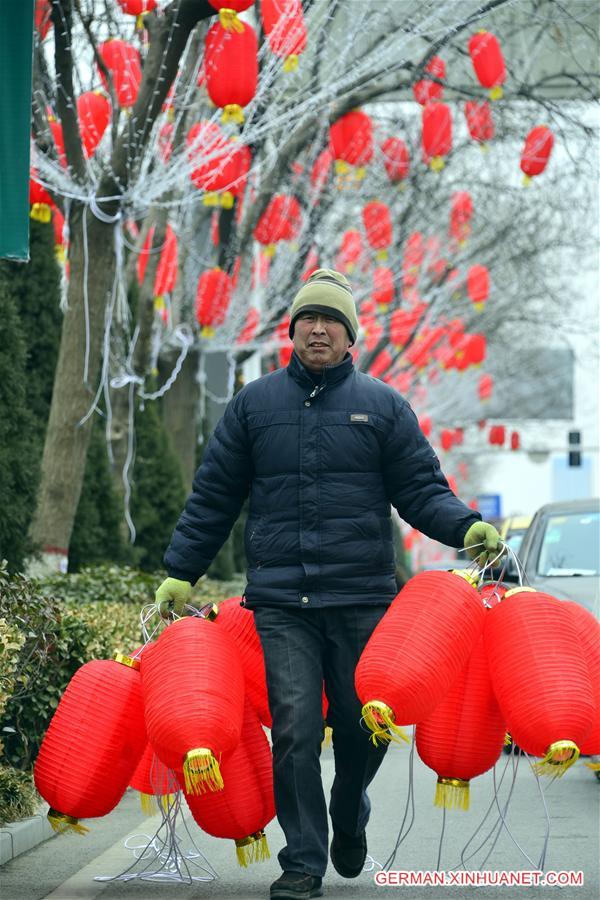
[287,350,354,390]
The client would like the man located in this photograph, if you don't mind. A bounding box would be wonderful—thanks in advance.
[156,269,501,900]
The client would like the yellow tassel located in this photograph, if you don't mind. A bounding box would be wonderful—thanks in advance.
[532,741,580,778]
[222,104,245,124]
[361,701,410,747]
[47,809,90,835]
[434,777,470,811]
[283,55,299,73]
[140,792,157,816]
[54,245,65,264]
[479,142,489,153]
[430,156,445,173]
[473,301,485,312]
[322,725,333,748]
[30,203,52,223]
[263,244,276,258]
[220,191,234,209]
[335,160,351,175]
[354,166,366,180]
[378,304,389,314]
[375,249,388,262]
[201,325,216,338]
[183,748,223,794]
[584,761,600,771]
[202,192,220,207]
[504,732,512,746]
[235,831,270,867]
[219,8,245,32]
[136,14,144,30]
[154,296,165,312]
[522,174,532,187]
[489,85,503,101]
[167,106,175,123]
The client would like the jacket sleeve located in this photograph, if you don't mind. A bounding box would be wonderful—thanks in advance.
[163,391,252,583]
[382,397,481,548]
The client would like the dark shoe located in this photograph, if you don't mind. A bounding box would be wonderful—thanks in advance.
[330,825,367,878]
[270,871,323,900]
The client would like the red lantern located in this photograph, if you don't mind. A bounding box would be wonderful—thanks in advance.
[141,617,245,793]
[440,429,454,452]
[390,306,424,349]
[335,230,363,274]
[77,92,111,158]
[488,424,505,447]
[117,0,157,28]
[195,267,233,337]
[510,431,520,451]
[310,149,332,196]
[34,656,147,833]
[402,231,424,288]
[253,194,302,253]
[372,267,394,311]
[464,100,495,143]
[205,21,258,124]
[381,137,410,183]
[356,571,486,743]
[302,247,319,281]
[137,224,178,300]
[449,191,473,245]
[187,121,251,204]
[329,110,373,171]
[419,416,432,438]
[413,56,445,105]
[261,0,307,71]
[98,40,142,109]
[158,122,174,163]
[216,597,271,727]
[468,31,506,100]
[52,207,66,261]
[208,0,254,11]
[467,264,490,311]
[182,699,275,866]
[520,126,554,182]
[362,201,393,260]
[421,102,452,171]
[29,172,54,223]
[48,116,67,168]
[236,307,261,344]
[370,349,393,380]
[130,742,176,815]
[416,635,505,810]
[478,373,493,402]
[35,0,53,39]
[485,589,595,775]
[563,602,600,756]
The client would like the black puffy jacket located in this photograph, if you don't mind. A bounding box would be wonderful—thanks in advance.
[164,350,480,608]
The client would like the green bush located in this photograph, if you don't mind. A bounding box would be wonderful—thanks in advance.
[0,765,38,827]
[38,563,158,606]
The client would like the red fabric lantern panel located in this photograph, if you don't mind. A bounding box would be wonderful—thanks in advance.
[563,602,600,755]
[372,267,394,310]
[195,267,233,336]
[468,31,506,100]
[187,121,251,202]
[381,137,410,183]
[261,0,307,70]
[465,100,495,143]
[137,224,178,298]
[77,92,111,158]
[488,424,505,446]
[141,617,245,794]
[370,349,393,380]
[390,306,424,349]
[130,742,176,814]
[413,56,445,105]
[485,589,595,775]
[440,429,454,452]
[449,191,473,245]
[329,110,373,168]
[236,307,261,344]
[467,264,489,310]
[335,230,363,274]
[205,21,258,124]
[421,102,452,171]
[216,597,271,727]
[310,149,333,196]
[253,194,302,251]
[29,172,54,222]
[416,635,505,810]
[34,658,147,832]
[117,0,157,14]
[98,40,142,109]
[478,373,493,402]
[520,126,554,181]
[35,0,53,39]
[362,201,392,257]
[182,698,275,866]
[208,0,254,11]
[355,571,486,743]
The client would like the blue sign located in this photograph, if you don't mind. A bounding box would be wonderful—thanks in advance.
[477,493,502,520]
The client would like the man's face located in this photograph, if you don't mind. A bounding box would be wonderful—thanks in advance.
[292,311,352,372]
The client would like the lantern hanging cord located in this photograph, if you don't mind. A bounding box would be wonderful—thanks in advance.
[381,726,417,871]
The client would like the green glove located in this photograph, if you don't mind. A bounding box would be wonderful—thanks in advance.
[155,577,193,618]
[463,521,503,568]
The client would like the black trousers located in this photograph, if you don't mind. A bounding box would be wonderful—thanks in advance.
[253,604,389,877]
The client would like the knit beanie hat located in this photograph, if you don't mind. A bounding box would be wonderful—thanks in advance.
[289,269,359,345]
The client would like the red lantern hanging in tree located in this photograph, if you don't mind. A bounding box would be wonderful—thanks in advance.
[370,349,393,380]
[381,137,410,184]
[47,115,67,168]
[335,230,363,274]
[187,121,251,206]
[510,431,520,451]
[467,264,490,311]
[413,56,446,105]
[29,171,54,222]
[440,429,454,452]
[488,424,505,446]
[182,698,275,866]
[261,0,307,72]
[116,0,157,29]
[195,267,233,337]
[468,31,506,100]
[236,306,261,344]
[464,100,495,144]
[421,102,452,172]
[520,126,554,184]
[401,231,424,291]
[77,92,111,158]
[416,635,505,810]
[390,306,425,349]
[478,373,493,402]
[141,617,245,794]
[310,148,333,197]
[372,267,394,312]
[34,656,147,833]
[329,110,373,176]
[253,194,302,255]
[356,571,486,744]
[204,20,258,124]
[485,589,595,776]
[362,201,393,260]
[35,0,53,39]
[419,416,432,438]
[98,40,142,109]
[137,224,178,304]
[449,191,473,246]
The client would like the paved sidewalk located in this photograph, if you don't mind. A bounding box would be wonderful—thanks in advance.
[1,743,599,900]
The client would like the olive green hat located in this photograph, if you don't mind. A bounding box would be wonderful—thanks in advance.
[289,268,359,345]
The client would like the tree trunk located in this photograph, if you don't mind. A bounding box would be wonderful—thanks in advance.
[159,345,201,490]
[27,205,117,573]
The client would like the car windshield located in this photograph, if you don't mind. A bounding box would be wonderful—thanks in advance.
[505,530,526,555]
[537,512,600,576]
